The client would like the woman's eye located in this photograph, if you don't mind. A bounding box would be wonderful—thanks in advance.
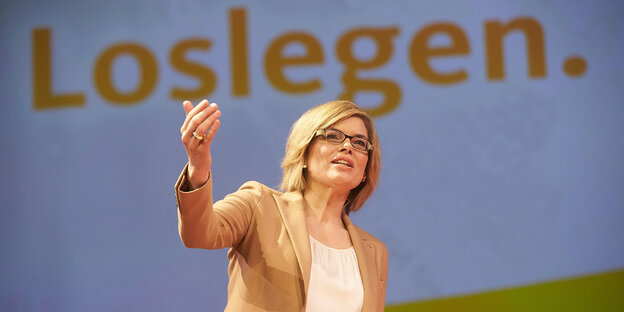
[353,139,367,148]
[326,133,341,140]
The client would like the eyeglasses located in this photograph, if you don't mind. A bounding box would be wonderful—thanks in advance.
[315,128,373,152]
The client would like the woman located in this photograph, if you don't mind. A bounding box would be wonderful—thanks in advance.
[175,99,388,311]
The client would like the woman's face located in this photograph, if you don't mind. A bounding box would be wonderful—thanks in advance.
[306,116,369,193]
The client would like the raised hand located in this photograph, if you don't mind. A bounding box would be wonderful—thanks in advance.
[180,99,221,188]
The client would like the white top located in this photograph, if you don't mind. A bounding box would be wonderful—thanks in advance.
[305,235,364,312]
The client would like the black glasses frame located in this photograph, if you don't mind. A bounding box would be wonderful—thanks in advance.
[315,128,374,152]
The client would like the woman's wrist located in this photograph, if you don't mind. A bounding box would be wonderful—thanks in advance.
[187,164,211,190]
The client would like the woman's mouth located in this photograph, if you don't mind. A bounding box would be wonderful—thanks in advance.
[331,158,353,168]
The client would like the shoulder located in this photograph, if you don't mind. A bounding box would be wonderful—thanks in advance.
[221,181,283,206]
[236,181,282,197]
[353,225,388,255]
[344,213,388,255]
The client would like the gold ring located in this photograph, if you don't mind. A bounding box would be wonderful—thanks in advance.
[192,131,204,141]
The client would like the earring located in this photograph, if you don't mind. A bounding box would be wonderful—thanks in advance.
[361,176,366,182]
[302,165,307,169]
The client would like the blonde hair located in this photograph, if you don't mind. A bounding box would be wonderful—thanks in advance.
[280,100,381,214]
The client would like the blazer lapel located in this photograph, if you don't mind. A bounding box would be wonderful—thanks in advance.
[343,212,376,311]
[273,192,312,295]
[274,195,377,310]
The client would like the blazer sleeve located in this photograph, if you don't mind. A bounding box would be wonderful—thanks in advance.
[174,164,263,249]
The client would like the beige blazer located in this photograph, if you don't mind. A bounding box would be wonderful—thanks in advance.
[175,167,388,311]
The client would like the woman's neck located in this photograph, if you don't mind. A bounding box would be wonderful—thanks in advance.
[303,180,348,224]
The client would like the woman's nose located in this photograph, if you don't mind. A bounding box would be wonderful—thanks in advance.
[340,139,353,153]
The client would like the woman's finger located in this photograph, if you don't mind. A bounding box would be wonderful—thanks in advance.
[180,99,207,133]
[180,99,210,133]
[183,104,220,151]
[183,104,218,141]
[187,111,220,150]
[183,100,194,115]
[194,109,221,136]
[203,119,221,144]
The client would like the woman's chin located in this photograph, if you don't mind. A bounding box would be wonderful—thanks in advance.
[327,176,360,190]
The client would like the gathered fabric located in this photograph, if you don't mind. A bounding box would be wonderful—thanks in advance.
[306,235,364,312]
